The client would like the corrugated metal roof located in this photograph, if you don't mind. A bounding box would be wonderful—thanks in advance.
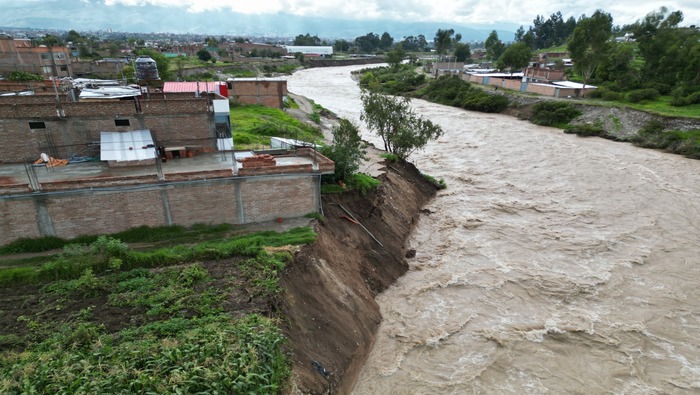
[162,81,223,93]
[100,130,156,162]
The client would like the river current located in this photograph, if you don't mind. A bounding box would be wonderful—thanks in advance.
[288,65,700,394]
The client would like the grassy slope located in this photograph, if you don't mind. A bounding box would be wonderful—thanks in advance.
[229,103,323,148]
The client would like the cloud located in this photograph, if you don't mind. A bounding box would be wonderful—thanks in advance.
[98,0,699,26]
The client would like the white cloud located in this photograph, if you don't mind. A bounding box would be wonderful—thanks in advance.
[100,0,700,26]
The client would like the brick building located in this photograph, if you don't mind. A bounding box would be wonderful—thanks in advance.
[0,90,334,246]
[0,37,73,78]
[0,91,222,163]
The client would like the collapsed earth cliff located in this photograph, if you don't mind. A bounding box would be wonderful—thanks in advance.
[279,160,437,394]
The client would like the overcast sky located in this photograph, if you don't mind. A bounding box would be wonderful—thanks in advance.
[92,0,700,27]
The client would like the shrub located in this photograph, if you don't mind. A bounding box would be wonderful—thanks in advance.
[461,92,509,113]
[530,101,582,126]
[626,88,660,103]
[564,123,606,137]
[601,91,624,101]
[0,236,66,255]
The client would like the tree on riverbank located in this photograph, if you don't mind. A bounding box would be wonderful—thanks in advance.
[360,91,443,159]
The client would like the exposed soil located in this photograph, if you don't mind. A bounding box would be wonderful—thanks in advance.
[279,160,437,394]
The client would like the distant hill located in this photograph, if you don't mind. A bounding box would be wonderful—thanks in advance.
[1,1,517,42]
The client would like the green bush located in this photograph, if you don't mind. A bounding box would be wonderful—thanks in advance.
[0,236,66,254]
[626,88,660,103]
[461,92,510,113]
[530,101,582,126]
[417,75,509,113]
[602,91,624,101]
[564,123,606,137]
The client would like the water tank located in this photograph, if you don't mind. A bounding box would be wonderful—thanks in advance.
[135,56,159,80]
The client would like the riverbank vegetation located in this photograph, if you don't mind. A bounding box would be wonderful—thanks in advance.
[0,227,316,393]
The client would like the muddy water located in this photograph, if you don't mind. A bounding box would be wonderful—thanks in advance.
[288,66,700,394]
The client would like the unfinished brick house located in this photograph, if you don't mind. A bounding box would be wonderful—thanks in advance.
[0,90,334,246]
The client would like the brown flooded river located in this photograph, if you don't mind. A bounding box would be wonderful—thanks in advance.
[288,65,700,394]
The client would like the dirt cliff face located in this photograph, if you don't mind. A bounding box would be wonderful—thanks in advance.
[279,160,437,394]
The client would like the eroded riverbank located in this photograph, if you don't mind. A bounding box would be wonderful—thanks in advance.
[288,65,700,394]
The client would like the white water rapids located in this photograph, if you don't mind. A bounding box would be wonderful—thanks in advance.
[288,65,700,394]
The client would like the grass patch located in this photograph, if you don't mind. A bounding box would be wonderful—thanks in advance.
[0,227,316,287]
[380,153,400,163]
[422,173,447,190]
[0,223,236,256]
[321,184,345,194]
[347,173,380,195]
[229,103,323,148]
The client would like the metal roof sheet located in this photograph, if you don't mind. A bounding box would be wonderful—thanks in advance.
[100,130,156,162]
[162,81,223,93]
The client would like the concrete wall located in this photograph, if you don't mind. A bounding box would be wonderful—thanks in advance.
[0,173,320,246]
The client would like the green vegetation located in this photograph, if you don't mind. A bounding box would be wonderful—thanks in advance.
[0,223,235,256]
[422,173,447,190]
[415,75,510,113]
[530,101,582,127]
[229,103,323,148]
[357,64,427,95]
[361,91,444,159]
[0,227,315,287]
[347,173,381,195]
[631,121,700,158]
[7,71,44,81]
[0,227,316,393]
[380,153,400,163]
[320,119,367,184]
[564,123,606,137]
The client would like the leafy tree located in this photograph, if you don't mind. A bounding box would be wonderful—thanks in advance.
[484,30,506,61]
[596,41,637,90]
[122,64,135,83]
[379,32,394,50]
[196,48,212,62]
[567,10,613,95]
[320,119,368,183]
[514,26,526,42]
[630,7,699,91]
[496,42,532,74]
[398,35,428,52]
[106,43,120,57]
[453,43,471,62]
[76,44,90,58]
[334,39,350,52]
[355,32,381,53]
[434,29,455,56]
[360,91,444,159]
[65,30,82,43]
[294,33,322,46]
[386,46,405,69]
